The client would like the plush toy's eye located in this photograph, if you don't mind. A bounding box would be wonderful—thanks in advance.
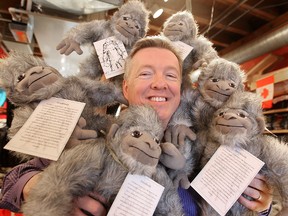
[135,25,139,29]
[211,78,219,82]
[17,73,25,82]
[219,112,225,116]
[123,16,130,21]
[238,113,247,118]
[131,130,142,138]
[179,22,183,26]
[229,83,236,88]
[154,137,160,144]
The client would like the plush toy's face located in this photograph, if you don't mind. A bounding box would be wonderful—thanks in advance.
[121,129,162,167]
[163,17,189,41]
[214,108,253,135]
[203,77,237,103]
[15,66,62,95]
[115,14,141,39]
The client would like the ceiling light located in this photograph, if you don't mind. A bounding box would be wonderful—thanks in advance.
[150,4,163,19]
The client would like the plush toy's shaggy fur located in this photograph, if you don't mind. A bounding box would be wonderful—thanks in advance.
[169,58,246,132]
[162,10,218,90]
[199,91,288,216]
[0,52,126,160]
[57,0,150,87]
[22,105,184,216]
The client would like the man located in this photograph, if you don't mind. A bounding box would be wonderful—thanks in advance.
[0,36,273,215]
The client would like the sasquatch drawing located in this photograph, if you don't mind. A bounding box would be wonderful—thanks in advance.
[56,0,150,87]
[199,91,288,216]
[22,105,186,216]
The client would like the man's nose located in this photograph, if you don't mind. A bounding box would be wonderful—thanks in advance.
[151,73,167,89]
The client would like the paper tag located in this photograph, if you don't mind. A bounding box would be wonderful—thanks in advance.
[4,97,85,161]
[191,145,264,216]
[93,36,128,79]
[107,173,164,216]
[172,41,193,60]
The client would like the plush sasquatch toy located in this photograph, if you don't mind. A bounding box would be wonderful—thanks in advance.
[56,0,150,86]
[162,10,218,90]
[0,52,127,159]
[165,58,246,187]
[22,105,185,216]
[198,91,288,215]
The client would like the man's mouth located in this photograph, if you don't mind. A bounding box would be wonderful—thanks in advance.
[149,96,167,102]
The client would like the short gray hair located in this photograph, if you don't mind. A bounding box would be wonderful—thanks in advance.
[124,36,183,80]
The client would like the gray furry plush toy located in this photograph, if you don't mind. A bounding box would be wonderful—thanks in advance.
[164,58,246,188]
[162,10,218,90]
[0,52,127,159]
[56,0,150,87]
[22,105,185,216]
[199,91,288,216]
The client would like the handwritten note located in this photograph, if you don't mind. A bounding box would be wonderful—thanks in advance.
[107,173,164,216]
[172,41,193,60]
[191,145,264,216]
[94,36,128,79]
[4,97,85,161]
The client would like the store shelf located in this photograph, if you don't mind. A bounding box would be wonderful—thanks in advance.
[263,108,288,114]
[264,129,288,134]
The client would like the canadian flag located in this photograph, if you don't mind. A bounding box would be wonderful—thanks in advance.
[256,75,274,108]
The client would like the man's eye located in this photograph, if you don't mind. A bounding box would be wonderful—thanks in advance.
[131,131,142,138]
[17,74,25,82]
[211,78,219,82]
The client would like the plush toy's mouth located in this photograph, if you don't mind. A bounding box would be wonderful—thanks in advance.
[208,89,230,97]
[130,146,159,159]
[28,72,53,87]
[118,25,134,36]
[216,123,245,128]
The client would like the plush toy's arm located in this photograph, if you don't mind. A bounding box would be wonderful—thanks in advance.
[191,35,218,70]
[159,142,186,170]
[22,142,105,216]
[85,80,128,106]
[56,20,107,55]
[66,116,98,149]
[164,124,196,147]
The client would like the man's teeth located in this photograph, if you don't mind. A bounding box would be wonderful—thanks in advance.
[150,97,166,102]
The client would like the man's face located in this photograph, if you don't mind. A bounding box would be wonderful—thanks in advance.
[123,47,181,127]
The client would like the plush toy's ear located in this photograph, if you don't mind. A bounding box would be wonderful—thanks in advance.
[107,123,120,140]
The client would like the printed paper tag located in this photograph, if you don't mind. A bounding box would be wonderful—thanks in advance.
[4,97,85,161]
[172,41,193,60]
[107,173,164,216]
[191,145,264,216]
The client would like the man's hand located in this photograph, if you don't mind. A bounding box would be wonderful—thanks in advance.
[66,117,98,149]
[73,193,107,216]
[165,124,196,147]
[56,38,83,55]
[238,174,273,213]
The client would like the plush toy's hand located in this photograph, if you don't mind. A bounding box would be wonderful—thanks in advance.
[164,124,196,147]
[66,117,98,149]
[115,91,128,106]
[192,59,207,70]
[160,142,186,170]
[173,171,191,189]
[56,38,83,55]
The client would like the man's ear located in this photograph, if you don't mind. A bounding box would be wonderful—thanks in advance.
[107,123,120,140]
[122,79,129,100]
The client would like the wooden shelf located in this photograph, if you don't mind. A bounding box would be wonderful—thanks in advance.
[264,129,288,134]
[263,108,288,114]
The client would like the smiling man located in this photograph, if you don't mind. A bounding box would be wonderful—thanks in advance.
[123,36,182,128]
